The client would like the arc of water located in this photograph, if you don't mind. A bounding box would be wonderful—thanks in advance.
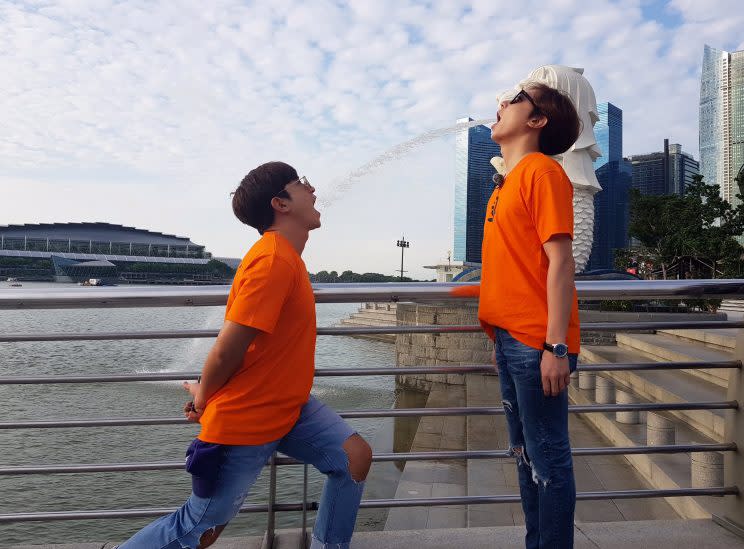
[318,118,496,208]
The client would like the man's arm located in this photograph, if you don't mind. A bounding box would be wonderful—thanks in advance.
[184,320,259,419]
[450,284,480,298]
[541,234,575,396]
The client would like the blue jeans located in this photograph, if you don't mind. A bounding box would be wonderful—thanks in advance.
[494,328,578,549]
[118,396,363,549]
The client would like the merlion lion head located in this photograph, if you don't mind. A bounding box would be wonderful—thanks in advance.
[522,66,600,155]
[499,65,603,193]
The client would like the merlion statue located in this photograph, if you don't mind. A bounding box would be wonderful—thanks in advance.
[491,65,602,272]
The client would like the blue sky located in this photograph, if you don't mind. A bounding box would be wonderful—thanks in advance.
[1,0,743,278]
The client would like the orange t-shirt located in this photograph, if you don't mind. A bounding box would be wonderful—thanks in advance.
[478,152,580,354]
[198,232,316,445]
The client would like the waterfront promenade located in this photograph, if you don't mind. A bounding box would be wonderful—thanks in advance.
[3,282,744,548]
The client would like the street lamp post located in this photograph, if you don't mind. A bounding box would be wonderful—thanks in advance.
[396,236,410,280]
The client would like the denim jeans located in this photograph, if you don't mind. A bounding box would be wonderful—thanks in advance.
[118,396,363,549]
[494,328,578,549]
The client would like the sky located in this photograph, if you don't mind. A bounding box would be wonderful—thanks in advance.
[1,0,743,279]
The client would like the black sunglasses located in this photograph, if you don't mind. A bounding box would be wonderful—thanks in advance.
[510,89,542,116]
[275,176,312,200]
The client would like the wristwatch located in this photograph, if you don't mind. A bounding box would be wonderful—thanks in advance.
[543,342,569,358]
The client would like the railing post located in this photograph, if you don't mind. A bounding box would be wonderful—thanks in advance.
[302,463,309,548]
[714,328,744,537]
[266,452,277,549]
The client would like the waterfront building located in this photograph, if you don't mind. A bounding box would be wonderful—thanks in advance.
[700,44,744,204]
[453,117,502,264]
[587,103,632,271]
[0,222,234,283]
[626,140,700,196]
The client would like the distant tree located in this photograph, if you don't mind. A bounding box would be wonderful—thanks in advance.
[309,270,420,283]
[621,175,744,279]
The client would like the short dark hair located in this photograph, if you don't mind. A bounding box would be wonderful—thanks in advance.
[528,83,582,156]
[232,161,298,234]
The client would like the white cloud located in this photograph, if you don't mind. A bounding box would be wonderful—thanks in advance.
[0,0,741,277]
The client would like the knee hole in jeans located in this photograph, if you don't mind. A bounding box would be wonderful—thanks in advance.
[509,445,551,488]
[342,434,372,482]
[197,523,227,549]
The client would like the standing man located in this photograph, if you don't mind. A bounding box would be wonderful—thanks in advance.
[118,161,372,549]
[454,83,582,548]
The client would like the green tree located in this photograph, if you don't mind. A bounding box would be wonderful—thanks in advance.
[623,175,744,280]
[627,189,687,278]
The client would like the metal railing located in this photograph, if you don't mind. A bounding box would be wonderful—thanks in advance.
[1,281,744,545]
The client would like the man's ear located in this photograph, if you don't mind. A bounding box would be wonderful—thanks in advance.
[529,115,548,130]
[270,196,290,212]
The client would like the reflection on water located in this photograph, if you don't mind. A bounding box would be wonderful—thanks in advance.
[0,283,427,545]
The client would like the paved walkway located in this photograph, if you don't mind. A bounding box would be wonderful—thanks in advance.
[385,375,679,530]
[9,520,744,548]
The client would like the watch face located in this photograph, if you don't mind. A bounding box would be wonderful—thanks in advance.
[554,343,569,357]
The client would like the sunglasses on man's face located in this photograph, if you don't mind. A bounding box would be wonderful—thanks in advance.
[295,176,312,190]
[510,89,542,115]
[276,176,313,199]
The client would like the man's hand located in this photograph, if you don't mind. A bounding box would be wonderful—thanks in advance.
[540,352,570,397]
[183,380,204,423]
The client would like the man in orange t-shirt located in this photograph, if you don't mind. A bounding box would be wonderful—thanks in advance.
[454,84,582,549]
[117,162,371,549]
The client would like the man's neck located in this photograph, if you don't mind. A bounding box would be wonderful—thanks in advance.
[500,137,541,173]
[266,224,309,255]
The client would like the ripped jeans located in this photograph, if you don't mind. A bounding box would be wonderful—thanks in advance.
[494,328,578,549]
[118,396,363,549]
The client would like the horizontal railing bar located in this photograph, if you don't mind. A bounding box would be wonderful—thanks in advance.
[0,329,220,343]
[356,487,740,510]
[578,360,742,372]
[318,325,479,335]
[1,443,735,476]
[368,443,739,461]
[3,320,744,343]
[2,280,744,310]
[581,320,744,331]
[0,363,735,386]
[341,401,740,417]
[0,504,271,523]
[327,320,744,334]
[0,401,736,429]
[1,361,739,386]
[0,462,187,474]
[0,366,496,385]
[0,487,737,523]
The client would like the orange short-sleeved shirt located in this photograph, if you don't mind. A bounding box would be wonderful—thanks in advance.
[198,232,316,445]
[478,152,580,354]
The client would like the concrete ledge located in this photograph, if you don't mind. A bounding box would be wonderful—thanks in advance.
[658,328,736,351]
[616,333,730,388]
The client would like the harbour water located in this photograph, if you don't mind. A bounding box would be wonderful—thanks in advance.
[0,282,417,545]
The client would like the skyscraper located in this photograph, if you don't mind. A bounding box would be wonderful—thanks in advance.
[700,44,744,204]
[453,117,501,264]
[587,103,632,271]
[626,140,700,196]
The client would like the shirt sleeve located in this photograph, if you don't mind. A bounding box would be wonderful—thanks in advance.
[225,255,296,334]
[528,169,574,244]
[450,284,480,298]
